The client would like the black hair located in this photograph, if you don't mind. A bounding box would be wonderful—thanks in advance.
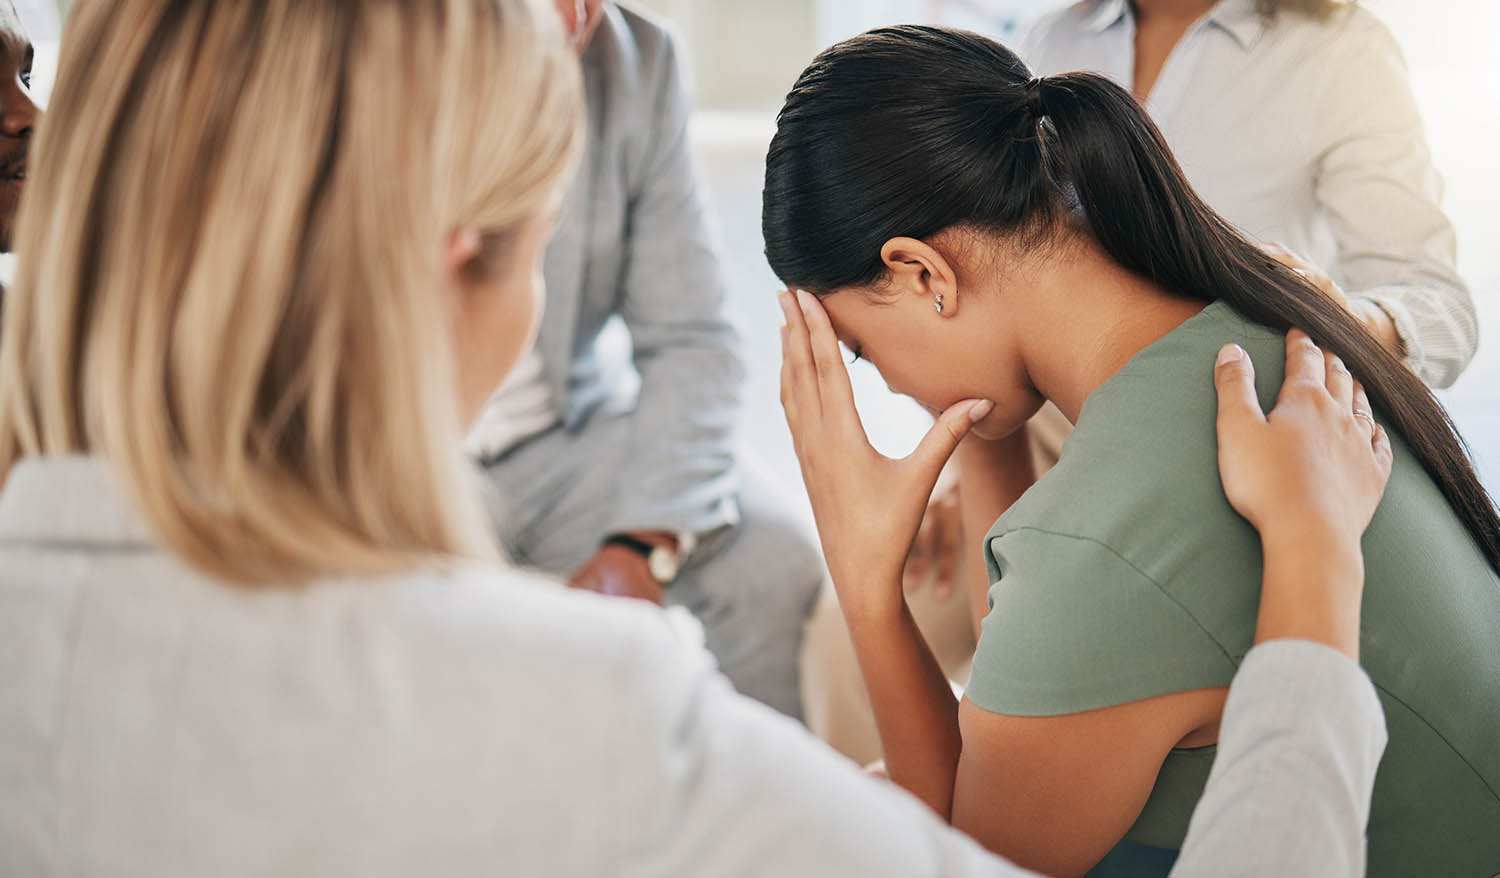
[762,25,1500,570]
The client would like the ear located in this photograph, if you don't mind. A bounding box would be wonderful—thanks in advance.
[880,236,960,316]
[442,227,485,301]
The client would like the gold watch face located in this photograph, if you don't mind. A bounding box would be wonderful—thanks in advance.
[648,546,680,584]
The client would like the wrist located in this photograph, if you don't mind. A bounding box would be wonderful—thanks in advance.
[834,574,908,629]
[1258,522,1363,567]
[622,530,679,552]
[602,530,693,586]
[1352,298,1404,358]
[1254,530,1365,660]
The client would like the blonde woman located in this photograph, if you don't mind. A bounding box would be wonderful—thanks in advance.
[0,0,1396,875]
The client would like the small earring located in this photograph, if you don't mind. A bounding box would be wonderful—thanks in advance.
[935,293,945,314]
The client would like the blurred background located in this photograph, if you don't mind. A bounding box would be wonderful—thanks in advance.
[16,0,1498,505]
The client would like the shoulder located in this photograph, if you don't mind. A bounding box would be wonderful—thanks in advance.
[1315,4,1404,49]
[336,564,711,714]
[996,306,1283,545]
[583,3,688,100]
[579,3,693,165]
[1321,6,1414,85]
[969,526,1239,717]
[1262,4,1408,71]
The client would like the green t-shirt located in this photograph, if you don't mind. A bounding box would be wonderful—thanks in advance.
[968,300,1500,877]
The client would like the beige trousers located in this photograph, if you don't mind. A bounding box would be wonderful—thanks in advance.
[798,403,1072,763]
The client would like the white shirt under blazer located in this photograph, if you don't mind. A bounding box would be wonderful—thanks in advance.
[1024,0,1477,388]
[0,458,1386,876]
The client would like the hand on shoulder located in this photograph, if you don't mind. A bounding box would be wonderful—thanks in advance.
[1211,329,1394,657]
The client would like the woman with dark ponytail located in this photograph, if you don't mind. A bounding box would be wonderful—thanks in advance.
[766,26,1499,878]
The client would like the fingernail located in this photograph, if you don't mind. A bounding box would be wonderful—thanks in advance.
[1216,344,1244,366]
[796,289,816,314]
[968,399,995,422]
[777,290,792,310]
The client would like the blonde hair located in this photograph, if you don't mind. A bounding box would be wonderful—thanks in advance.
[0,0,584,583]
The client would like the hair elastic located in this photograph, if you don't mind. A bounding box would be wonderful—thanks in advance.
[1024,77,1047,120]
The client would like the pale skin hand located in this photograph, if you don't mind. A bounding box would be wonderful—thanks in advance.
[1213,329,1393,659]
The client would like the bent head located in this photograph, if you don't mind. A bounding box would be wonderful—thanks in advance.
[764,28,1097,439]
[0,0,37,251]
[0,0,583,582]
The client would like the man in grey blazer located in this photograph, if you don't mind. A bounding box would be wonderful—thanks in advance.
[472,1,824,719]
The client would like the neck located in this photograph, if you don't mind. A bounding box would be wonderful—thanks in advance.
[1016,240,1206,424]
[1131,0,1217,22]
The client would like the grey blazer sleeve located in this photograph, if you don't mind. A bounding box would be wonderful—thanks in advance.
[612,619,1385,877]
[606,24,745,537]
[1172,640,1388,878]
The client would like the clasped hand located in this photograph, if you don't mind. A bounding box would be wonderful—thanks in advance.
[777,289,992,621]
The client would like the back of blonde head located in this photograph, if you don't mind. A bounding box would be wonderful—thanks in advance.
[0,0,583,582]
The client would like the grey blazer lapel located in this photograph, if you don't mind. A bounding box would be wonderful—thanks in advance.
[538,140,593,415]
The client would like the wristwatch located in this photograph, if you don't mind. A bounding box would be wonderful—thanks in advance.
[602,531,696,585]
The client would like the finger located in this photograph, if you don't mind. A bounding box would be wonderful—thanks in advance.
[779,290,822,421]
[1324,350,1353,411]
[1372,425,1394,479]
[796,290,859,423]
[1352,382,1376,436]
[910,398,993,491]
[1213,344,1264,430]
[1282,329,1326,392]
[778,320,799,429]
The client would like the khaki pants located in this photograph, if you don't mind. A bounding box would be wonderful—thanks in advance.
[798,403,1072,763]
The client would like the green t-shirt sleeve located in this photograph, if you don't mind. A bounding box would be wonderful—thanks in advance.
[966,527,1239,717]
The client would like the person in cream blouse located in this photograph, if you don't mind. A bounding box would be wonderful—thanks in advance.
[1025,0,1476,388]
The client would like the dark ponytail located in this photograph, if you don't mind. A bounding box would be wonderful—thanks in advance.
[763,25,1500,571]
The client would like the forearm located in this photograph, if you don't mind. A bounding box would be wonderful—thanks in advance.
[955,430,1038,627]
[1253,528,1364,660]
[843,596,964,818]
[610,347,743,535]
